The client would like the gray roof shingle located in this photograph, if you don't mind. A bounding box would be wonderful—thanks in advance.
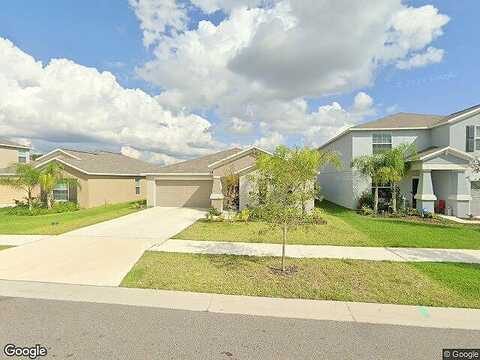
[0,138,30,149]
[153,148,242,174]
[352,113,445,129]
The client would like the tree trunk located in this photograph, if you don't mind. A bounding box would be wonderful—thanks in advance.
[47,193,53,209]
[392,184,397,213]
[28,188,32,211]
[374,187,379,215]
[281,223,287,272]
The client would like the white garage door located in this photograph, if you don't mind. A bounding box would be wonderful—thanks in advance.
[156,180,212,208]
[471,181,480,216]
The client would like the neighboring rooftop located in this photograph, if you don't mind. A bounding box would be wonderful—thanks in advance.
[352,112,445,129]
[0,137,30,149]
[153,148,243,174]
[35,149,164,175]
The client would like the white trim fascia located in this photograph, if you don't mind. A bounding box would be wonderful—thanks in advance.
[141,172,211,176]
[0,143,30,150]
[418,146,475,162]
[0,173,15,176]
[35,157,146,177]
[207,146,271,169]
[420,164,469,171]
[35,149,82,162]
[430,107,480,129]
[153,175,213,181]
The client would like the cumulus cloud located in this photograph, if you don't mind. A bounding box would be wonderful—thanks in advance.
[0,37,220,160]
[254,132,284,151]
[227,117,254,134]
[396,46,444,69]
[121,145,142,159]
[133,0,449,142]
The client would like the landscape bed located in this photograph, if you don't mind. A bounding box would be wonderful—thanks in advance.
[173,201,480,249]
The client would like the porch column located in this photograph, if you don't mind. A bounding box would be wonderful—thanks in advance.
[146,176,156,207]
[415,170,436,213]
[448,170,471,218]
[210,176,224,212]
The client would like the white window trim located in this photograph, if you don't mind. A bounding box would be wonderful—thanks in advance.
[475,126,480,151]
[135,178,141,195]
[372,132,392,154]
[18,149,29,163]
[53,183,69,202]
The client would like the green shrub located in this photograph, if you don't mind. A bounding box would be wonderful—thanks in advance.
[359,206,375,216]
[304,208,327,224]
[357,190,374,210]
[130,199,147,209]
[52,201,79,213]
[236,208,250,223]
[6,201,79,216]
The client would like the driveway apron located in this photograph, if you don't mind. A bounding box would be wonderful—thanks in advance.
[0,207,204,286]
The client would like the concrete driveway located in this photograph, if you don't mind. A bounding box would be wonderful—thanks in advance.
[0,207,205,286]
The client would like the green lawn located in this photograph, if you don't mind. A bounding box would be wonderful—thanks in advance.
[173,201,480,249]
[0,202,142,235]
[121,252,480,309]
[0,245,12,251]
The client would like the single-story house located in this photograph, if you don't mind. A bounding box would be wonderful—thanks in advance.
[318,104,480,218]
[33,148,163,208]
[0,138,34,207]
[144,147,271,211]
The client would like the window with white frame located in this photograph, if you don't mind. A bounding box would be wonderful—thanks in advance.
[476,126,480,151]
[135,177,141,195]
[372,133,392,154]
[53,182,68,202]
[18,149,29,163]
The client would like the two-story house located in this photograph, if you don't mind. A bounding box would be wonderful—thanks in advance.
[318,104,480,218]
[0,138,32,206]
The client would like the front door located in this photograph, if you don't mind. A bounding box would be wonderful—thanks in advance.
[412,178,419,208]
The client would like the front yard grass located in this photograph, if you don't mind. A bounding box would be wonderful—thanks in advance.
[0,245,12,251]
[121,252,480,309]
[0,202,142,235]
[173,201,480,249]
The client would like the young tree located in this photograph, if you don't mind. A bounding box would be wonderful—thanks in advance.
[0,163,40,210]
[250,146,339,271]
[222,167,239,211]
[378,144,416,213]
[39,163,79,208]
[351,154,386,214]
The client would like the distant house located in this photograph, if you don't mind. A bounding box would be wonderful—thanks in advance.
[319,104,480,218]
[33,149,163,208]
[143,147,275,212]
[0,138,32,207]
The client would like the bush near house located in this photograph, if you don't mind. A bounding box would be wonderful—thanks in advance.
[0,201,79,216]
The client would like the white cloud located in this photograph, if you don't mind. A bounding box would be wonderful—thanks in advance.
[133,1,449,141]
[254,132,284,151]
[121,145,142,159]
[0,37,220,160]
[228,117,253,134]
[353,92,374,114]
[396,47,444,69]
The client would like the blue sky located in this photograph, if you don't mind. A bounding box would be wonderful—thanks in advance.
[0,1,478,162]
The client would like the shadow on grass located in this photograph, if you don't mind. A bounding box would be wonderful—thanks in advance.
[204,253,265,271]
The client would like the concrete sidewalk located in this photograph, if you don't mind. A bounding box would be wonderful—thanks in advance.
[152,239,480,263]
[0,279,478,330]
[0,235,48,246]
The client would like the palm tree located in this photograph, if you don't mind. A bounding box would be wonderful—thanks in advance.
[39,163,79,208]
[351,154,386,214]
[0,163,40,210]
[378,144,416,213]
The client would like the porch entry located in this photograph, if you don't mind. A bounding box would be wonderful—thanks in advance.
[411,178,418,209]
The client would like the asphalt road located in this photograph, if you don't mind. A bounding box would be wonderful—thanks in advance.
[0,296,478,360]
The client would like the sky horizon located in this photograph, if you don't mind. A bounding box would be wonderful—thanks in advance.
[0,0,478,163]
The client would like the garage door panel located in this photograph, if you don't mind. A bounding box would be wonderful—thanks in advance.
[156,180,212,208]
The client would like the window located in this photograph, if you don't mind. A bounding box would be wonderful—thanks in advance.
[135,177,141,195]
[372,133,392,154]
[476,126,480,151]
[53,182,68,202]
[466,125,475,152]
[18,149,29,163]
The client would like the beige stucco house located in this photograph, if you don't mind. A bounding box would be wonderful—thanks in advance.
[0,138,33,207]
[33,148,163,208]
[144,147,270,211]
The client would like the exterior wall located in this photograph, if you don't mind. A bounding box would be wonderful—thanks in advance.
[431,125,450,148]
[449,112,480,155]
[318,133,355,208]
[0,146,23,168]
[87,176,146,208]
[212,155,256,177]
[0,185,32,206]
[61,165,145,208]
